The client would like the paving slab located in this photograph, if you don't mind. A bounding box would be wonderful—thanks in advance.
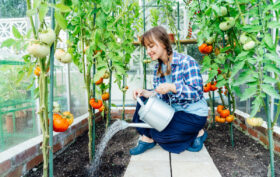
[171,146,221,177]
[124,145,171,177]
[124,145,221,177]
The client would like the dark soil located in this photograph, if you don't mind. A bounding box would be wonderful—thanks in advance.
[25,118,280,177]
[204,123,280,177]
[25,119,138,177]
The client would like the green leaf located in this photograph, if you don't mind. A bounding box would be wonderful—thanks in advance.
[242,25,262,32]
[240,86,257,101]
[55,3,71,12]
[39,3,49,22]
[263,75,277,84]
[247,57,257,65]
[264,53,280,65]
[236,51,249,60]
[1,38,16,48]
[96,12,107,29]
[216,74,224,81]
[96,44,106,53]
[261,84,280,99]
[111,103,117,107]
[26,79,35,90]
[33,0,41,9]
[273,1,280,9]
[94,68,106,82]
[232,86,242,97]
[247,81,258,87]
[233,73,257,86]
[33,87,39,99]
[263,33,274,50]
[201,55,211,73]
[229,61,245,79]
[55,11,67,30]
[12,26,22,39]
[216,79,227,88]
[26,9,37,17]
[214,56,226,65]
[264,64,280,75]
[101,0,113,14]
[26,29,32,38]
[250,96,262,117]
[263,4,274,14]
[220,46,231,53]
[268,21,280,28]
[207,69,218,83]
[16,71,25,85]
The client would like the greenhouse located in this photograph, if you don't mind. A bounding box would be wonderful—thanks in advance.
[0,0,280,176]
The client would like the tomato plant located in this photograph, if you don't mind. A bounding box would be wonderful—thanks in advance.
[67,0,140,134]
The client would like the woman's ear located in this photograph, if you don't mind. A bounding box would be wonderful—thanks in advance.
[159,42,166,49]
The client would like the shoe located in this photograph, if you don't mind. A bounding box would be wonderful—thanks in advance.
[130,140,156,155]
[187,131,208,152]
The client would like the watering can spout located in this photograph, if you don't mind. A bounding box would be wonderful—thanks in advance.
[120,120,152,129]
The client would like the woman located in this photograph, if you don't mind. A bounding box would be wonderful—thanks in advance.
[130,26,208,155]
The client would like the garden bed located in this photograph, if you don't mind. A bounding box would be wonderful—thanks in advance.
[205,123,280,177]
[25,119,138,177]
[26,119,280,177]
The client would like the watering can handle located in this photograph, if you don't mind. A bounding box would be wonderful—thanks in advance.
[136,96,145,107]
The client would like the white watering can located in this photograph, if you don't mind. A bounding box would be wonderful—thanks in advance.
[121,95,175,132]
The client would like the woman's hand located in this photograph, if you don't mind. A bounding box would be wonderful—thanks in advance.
[133,89,154,99]
[155,83,177,94]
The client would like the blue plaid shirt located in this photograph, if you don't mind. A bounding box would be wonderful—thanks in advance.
[153,51,204,109]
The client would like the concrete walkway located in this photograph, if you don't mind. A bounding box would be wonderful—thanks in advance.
[124,145,221,177]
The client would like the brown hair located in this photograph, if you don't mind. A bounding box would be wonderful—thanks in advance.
[140,26,173,77]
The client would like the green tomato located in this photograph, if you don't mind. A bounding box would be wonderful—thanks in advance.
[27,42,50,58]
[217,53,227,60]
[60,53,72,63]
[240,34,249,44]
[39,28,56,45]
[220,7,227,16]
[243,41,255,50]
[55,49,65,61]
[206,36,215,44]
[219,17,235,31]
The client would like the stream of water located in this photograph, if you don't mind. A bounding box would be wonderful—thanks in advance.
[87,120,129,177]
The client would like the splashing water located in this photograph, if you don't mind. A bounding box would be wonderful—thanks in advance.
[87,120,129,177]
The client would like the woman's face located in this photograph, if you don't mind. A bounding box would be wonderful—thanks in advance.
[145,39,166,61]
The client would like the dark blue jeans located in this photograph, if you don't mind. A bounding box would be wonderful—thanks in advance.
[133,96,207,154]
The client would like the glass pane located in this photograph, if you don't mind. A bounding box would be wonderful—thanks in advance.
[53,63,69,114]
[69,64,87,117]
[0,64,39,152]
[0,0,27,18]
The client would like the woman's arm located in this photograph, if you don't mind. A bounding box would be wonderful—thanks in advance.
[133,89,155,99]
